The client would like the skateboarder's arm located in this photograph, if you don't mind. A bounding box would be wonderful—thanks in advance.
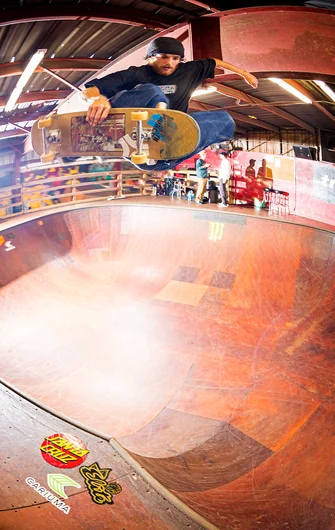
[83,66,143,124]
[213,58,258,89]
[82,86,112,126]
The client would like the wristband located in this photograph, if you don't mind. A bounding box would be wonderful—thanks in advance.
[81,92,109,104]
[89,96,108,102]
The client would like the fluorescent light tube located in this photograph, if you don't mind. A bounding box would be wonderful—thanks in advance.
[5,49,47,112]
[269,78,312,104]
[314,80,335,103]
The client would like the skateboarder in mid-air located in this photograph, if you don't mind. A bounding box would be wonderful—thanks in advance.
[81,37,258,171]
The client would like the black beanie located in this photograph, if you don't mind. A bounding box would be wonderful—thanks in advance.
[145,37,185,59]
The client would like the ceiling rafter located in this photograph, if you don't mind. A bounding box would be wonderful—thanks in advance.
[210,82,315,133]
[0,90,71,107]
[190,99,279,132]
[0,59,110,79]
[0,129,31,140]
[182,0,220,12]
[229,111,279,133]
[0,5,176,31]
[0,110,49,128]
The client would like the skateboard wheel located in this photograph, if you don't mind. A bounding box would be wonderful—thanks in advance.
[38,116,53,129]
[131,111,148,121]
[41,153,55,163]
[131,153,148,164]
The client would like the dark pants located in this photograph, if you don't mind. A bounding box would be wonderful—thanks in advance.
[110,84,235,171]
[219,179,228,205]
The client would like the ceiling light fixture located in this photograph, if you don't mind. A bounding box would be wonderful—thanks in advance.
[314,80,335,103]
[5,49,47,112]
[269,78,312,104]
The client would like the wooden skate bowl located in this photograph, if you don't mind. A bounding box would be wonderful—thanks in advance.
[0,203,334,529]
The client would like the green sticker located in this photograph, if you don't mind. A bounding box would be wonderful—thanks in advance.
[47,473,81,499]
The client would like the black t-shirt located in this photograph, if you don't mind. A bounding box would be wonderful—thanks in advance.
[85,59,216,113]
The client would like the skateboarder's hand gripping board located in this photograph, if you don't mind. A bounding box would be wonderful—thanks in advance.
[84,86,112,127]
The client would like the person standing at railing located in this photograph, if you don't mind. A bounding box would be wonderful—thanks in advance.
[218,150,230,208]
[195,150,209,204]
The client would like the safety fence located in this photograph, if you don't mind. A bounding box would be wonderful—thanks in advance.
[0,170,160,221]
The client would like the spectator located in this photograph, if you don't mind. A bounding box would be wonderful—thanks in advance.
[195,150,209,204]
[245,159,256,181]
[257,158,273,186]
[164,170,174,195]
[218,151,230,207]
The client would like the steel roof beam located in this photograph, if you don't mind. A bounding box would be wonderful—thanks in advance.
[0,90,71,107]
[183,0,220,12]
[229,111,280,132]
[0,129,31,140]
[0,111,49,128]
[211,82,315,133]
[0,59,110,79]
[0,5,175,31]
[189,98,277,132]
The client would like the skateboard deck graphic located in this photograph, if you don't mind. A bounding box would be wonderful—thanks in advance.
[31,108,200,164]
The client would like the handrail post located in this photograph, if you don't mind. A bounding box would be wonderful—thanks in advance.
[141,173,147,195]
[117,173,123,198]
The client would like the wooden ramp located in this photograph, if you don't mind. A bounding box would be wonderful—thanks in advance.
[0,203,335,529]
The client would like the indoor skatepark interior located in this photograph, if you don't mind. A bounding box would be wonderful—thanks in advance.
[1,201,335,529]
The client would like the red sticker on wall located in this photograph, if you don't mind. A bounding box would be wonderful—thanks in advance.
[40,433,89,469]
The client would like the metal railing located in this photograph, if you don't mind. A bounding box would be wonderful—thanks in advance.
[0,170,161,221]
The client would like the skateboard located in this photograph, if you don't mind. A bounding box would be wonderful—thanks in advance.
[31,108,200,165]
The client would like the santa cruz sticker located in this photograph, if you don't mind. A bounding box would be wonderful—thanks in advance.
[79,462,122,505]
[40,433,89,469]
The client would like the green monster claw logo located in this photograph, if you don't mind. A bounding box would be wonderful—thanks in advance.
[79,462,122,505]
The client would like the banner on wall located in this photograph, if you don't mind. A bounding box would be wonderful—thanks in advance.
[311,162,335,205]
[232,152,295,183]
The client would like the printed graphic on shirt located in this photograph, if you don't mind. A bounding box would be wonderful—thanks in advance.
[157,85,177,95]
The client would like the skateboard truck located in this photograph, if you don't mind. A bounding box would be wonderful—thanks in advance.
[37,113,57,164]
[130,111,149,164]
[39,111,150,165]
[130,103,166,164]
